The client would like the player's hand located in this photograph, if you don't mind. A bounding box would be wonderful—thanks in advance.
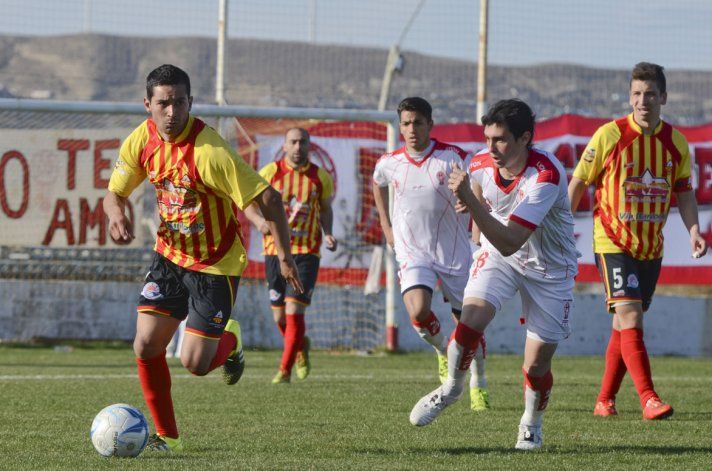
[690,230,708,259]
[454,200,469,213]
[280,256,304,294]
[257,220,272,235]
[448,163,473,203]
[324,234,338,251]
[108,214,135,245]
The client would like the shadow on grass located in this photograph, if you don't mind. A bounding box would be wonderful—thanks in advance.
[355,444,712,456]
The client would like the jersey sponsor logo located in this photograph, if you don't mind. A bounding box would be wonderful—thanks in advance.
[582,148,595,163]
[141,282,163,300]
[269,289,282,302]
[618,212,666,222]
[624,169,669,202]
[627,274,639,289]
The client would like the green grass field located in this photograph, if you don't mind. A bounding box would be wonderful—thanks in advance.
[1,346,711,470]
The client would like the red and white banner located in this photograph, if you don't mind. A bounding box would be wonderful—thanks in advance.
[0,129,147,248]
[244,116,712,285]
[1,116,709,284]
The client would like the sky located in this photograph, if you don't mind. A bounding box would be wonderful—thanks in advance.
[2,0,712,70]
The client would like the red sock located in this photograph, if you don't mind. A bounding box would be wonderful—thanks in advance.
[279,314,305,374]
[452,322,483,371]
[207,329,237,372]
[412,311,441,336]
[620,328,656,407]
[597,329,627,402]
[136,352,178,438]
[523,368,554,411]
[276,321,286,337]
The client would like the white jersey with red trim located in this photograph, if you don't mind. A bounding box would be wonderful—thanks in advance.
[374,140,472,274]
[469,147,578,280]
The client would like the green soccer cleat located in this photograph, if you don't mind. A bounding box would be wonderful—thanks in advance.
[221,319,245,385]
[146,434,184,453]
[295,336,311,380]
[470,387,490,412]
[271,370,291,384]
[437,352,448,384]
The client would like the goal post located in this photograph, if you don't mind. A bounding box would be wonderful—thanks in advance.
[0,98,399,351]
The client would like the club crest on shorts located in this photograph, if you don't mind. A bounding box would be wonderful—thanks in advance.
[269,289,281,302]
[141,282,163,300]
[627,274,639,289]
[212,311,224,324]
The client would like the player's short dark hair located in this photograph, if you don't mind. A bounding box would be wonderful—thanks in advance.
[630,62,666,94]
[481,99,536,146]
[146,64,191,99]
[397,97,433,122]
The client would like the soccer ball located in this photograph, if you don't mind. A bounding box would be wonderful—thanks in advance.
[90,404,149,457]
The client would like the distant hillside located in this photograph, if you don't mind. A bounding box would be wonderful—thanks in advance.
[1,34,711,124]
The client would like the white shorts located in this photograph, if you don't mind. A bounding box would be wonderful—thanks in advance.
[463,249,573,343]
[398,262,468,311]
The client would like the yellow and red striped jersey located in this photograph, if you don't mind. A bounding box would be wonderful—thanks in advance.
[573,113,692,260]
[259,159,334,255]
[108,116,269,276]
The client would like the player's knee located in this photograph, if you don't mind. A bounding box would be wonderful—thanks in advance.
[181,357,209,376]
[133,338,162,359]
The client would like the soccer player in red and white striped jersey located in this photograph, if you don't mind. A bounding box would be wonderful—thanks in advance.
[244,128,337,384]
[104,64,302,452]
[569,62,708,421]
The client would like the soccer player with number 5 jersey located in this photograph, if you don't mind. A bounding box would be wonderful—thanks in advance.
[569,62,708,421]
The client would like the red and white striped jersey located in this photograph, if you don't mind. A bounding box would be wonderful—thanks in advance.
[469,147,579,280]
[373,140,472,274]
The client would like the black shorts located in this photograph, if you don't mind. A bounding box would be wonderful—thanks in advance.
[595,252,661,313]
[137,253,240,339]
[265,254,320,307]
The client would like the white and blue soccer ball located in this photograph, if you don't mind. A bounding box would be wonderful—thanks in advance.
[90,404,149,458]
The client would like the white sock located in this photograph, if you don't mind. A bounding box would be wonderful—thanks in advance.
[411,314,446,355]
[441,337,468,398]
[520,385,545,427]
[469,344,487,389]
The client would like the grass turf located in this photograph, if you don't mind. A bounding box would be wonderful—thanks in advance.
[1,347,711,470]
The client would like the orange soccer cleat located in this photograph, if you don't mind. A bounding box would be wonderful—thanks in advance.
[593,399,618,417]
[642,397,673,420]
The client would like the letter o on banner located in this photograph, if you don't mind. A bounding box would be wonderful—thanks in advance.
[0,150,30,219]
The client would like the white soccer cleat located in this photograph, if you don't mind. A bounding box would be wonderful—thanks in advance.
[515,424,543,450]
[409,386,461,426]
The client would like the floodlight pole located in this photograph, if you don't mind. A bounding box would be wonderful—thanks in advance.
[476,0,489,124]
[216,0,228,135]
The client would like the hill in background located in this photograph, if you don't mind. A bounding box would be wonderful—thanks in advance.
[1,34,711,124]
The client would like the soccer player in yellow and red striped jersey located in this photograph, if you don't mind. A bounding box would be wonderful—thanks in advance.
[244,128,337,384]
[569,62,708,421]
[103,64,302,452]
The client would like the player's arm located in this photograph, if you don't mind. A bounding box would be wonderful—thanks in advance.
[243,202,271,235]
[319,197,337,251]
[567,176,588,214]
[256,186,304,293]
[103,191,135,245]
[449,164,531,256]
[372,181,394,248]
[676,190,708,258]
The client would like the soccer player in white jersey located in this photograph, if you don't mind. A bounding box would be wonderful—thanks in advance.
[409,99,579,451]
[373,97,489,412]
